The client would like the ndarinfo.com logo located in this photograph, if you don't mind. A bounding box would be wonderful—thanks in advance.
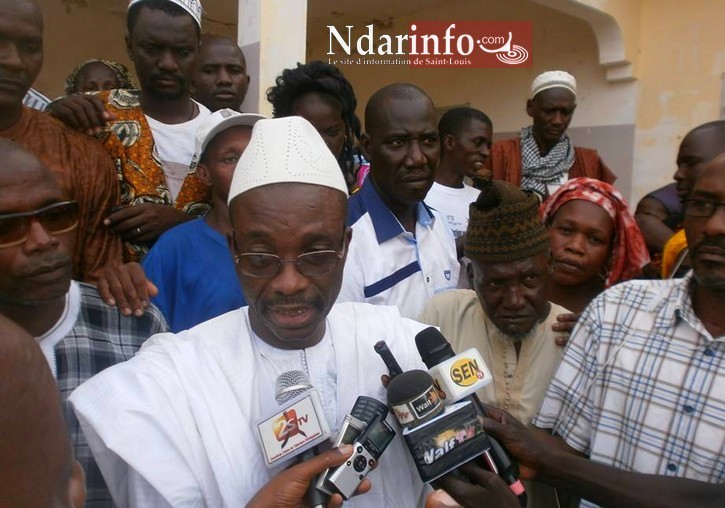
[327,21,532,68]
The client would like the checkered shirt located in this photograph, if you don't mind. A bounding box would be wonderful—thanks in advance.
[58,282,168,506]
[22,87,50,111]
[534,273,724,507]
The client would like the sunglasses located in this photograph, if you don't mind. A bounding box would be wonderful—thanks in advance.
[0,201,79,249]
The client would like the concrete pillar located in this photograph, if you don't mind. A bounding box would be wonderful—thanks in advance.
[237,0,308,115]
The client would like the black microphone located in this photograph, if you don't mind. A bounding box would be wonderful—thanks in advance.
[416,327,527,507]
[275,371,331,508]
[385,369,494,483]
[386,370,445,428]
[374,340,403,378]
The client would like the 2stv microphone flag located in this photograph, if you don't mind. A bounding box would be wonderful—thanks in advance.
[257,370,396,502]
[256,370,331,467]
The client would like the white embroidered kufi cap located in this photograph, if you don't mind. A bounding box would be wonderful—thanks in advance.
[530,70,577,98]
[228,116,348,204]
[195,109,266,157]
[128,0,203,28]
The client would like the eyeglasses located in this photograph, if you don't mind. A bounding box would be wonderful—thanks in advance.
[234,242,346,279]
[684,198,725,218]
[0,201,79,249]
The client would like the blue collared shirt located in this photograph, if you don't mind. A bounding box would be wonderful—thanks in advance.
[338,181,459,318]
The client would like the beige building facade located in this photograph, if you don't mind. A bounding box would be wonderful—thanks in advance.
[36,0,725,204]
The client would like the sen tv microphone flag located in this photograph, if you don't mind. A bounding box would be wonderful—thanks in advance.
[256,370,331,467]
[416,327,527,506]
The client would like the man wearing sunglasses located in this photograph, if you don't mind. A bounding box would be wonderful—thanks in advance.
[0,0,122,283]
[0,139,168,505]
[71,117,429,507]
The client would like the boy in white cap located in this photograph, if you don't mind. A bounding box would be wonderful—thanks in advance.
[49,0,211,261]
[489,70,615,199]
[71,116,429,507]
[141,109,265,332]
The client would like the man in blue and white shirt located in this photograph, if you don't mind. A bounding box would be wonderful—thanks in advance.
[339,83,458,318]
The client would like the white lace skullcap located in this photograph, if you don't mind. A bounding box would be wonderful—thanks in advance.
[228,116,348,204]
[128,0,203,28]
[530,70,577,99]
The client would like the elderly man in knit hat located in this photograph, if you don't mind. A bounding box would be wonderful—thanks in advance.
[71,116,430,507]
[420,180,570,507]
[489,70,615,199]
[50,0,211,261]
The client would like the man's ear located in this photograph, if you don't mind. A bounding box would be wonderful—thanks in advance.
[125,34,134,62]
[526,99,535,118]
[442,134,456,152]
[196,163,211,185]
[360,132,371,160]
[465,259,475,289]
[226,229,237,259]
[68,460,86,508]
[341,227,353,264]
[344,226,353,250]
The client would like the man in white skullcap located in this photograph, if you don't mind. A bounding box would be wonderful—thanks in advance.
[70,116,429,507]
[49,0,212,261]
[489,70,615,199]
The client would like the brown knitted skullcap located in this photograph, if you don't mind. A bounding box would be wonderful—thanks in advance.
[464,179,549,263]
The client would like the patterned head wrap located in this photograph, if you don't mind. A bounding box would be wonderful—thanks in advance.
[465,179,550,263]
[540,177,650,287]
[64,60,136,96]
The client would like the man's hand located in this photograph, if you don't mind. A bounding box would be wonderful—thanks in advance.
[104,204,192,244]
[481,405,581,480]
[96,262,157,317]
[551,312,580,343]
[480,405,568,480]
[427,463,520,508]
[245,445,372,508]
[47,94,117,136]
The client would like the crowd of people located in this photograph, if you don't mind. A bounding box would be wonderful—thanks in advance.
[0,0,722,507]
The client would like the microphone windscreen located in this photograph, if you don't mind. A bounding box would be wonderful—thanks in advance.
[275,370,313,404]
[415,327,456,368]
[386,370,435,406]
[386,370,444,428]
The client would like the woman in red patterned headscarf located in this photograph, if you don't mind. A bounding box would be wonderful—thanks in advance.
[541,178,650,313]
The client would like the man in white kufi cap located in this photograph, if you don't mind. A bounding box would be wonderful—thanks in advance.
[70,117,429,507]
[488,70,615,200]
[48,0,211,261]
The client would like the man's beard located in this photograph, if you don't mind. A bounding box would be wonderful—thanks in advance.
[693,270,725,289]
[692,236,725,289]
[144,75,189,101]
[491,320,539,342]
[147,86,187,101]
